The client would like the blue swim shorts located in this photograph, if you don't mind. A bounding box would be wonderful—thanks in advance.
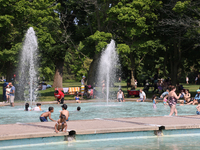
[196,111,200,115]
[40,117,48,122]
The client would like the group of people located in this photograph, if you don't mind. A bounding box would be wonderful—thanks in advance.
[25,102,81,133]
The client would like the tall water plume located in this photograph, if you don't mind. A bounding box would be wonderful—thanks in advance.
[97,39,120,104]
[17,27,38,106]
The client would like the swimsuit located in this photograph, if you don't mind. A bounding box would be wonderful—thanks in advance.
[168,97,177,107]
[40,117,48,122]
[163,99,167,104]
[153,99,156,108]
[196,111,200,115]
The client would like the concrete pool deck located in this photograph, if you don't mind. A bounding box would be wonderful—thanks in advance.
[1,115,200,141]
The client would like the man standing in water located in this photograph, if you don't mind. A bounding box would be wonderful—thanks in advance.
[8,82,15,107]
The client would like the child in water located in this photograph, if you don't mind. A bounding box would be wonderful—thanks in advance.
[55,114,67,133]
[77,106,81,111]
[74,93,81,103]
[196,101,200,115]
[152,95,157,109]
[24,103,31,111]
[163,95,168,105]
[40,107,56,122]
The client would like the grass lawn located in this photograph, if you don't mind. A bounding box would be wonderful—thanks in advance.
[0,81,200,102]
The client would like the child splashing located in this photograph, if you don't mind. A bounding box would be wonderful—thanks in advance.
[152,95,157,109]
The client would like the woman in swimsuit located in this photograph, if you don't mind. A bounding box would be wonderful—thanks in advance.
[168,86,181,116]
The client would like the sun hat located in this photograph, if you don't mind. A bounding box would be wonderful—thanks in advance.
[197,89,200,92]
[82,76,85,78]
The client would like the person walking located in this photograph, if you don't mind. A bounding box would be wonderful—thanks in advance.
[8,82,15,107]
[168,86,181,116]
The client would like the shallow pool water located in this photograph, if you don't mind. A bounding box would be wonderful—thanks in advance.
[2,130,200,150]
[0,102,197,124]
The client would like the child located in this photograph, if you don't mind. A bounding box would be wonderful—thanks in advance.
[24,103,31,111]
[152,95,157,109]
[33,103,42,111]
[196,101,200,115]
[179,101,184,106]
[60,104,69,121]
[40,107,56,122]
[163,96,168,105]
[55,114,67,133]
[77,106,81,111]
[6,85,11,103]
[74,93,81,103]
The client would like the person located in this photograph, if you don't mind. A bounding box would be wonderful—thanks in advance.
[196,101,200,115]
[59,104,69,121]
[54,90,64,104]
[163,97,168,105]
[168,86,181,116]
[24,103,31,111]
[186,76,189,84]
[160,89,169,99]
[179,101,184,106]
[6,85,11,103]
[81,76,85,99]
[118,77,121,82]
[137,89,146,102]
[74,93,81,103]
[179,90,185,99]
[135,79,137,89]
[102,80,106,99]
[152,95,157,108]
[77,106,81,111]
[33,103,42,111]
[117,89,125,102]
[187,89,200,105]
[55,114,67,133]
[8,82,15,107]
[40,107,56,122]
[195,77,198,85]
[184,89,191,103]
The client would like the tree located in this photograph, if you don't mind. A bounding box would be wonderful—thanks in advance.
[157,0,200,84]
[108,0,161,87]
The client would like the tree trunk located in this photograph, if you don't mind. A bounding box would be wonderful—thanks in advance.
[53,59,64,88]
[6,61,13,82]
[87,53,101,86]
[130,52,135,88]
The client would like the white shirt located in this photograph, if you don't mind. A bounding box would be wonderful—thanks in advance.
[33,107,41,111]
[81,79,84,85]
[139,91,146,99]
[118,92,123,98]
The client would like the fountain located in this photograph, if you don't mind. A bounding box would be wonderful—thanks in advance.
[97,39,120,104]
[17,27,39,106]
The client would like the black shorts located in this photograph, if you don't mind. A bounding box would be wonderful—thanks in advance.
[57,97,64,104]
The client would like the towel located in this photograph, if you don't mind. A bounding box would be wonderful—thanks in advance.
[63,88,69,93]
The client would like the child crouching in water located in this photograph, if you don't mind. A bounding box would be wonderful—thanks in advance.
[55,114,67,133]
[196,101,200,115]
[152,95,157,109]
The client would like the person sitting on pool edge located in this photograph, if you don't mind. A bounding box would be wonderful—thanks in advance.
[187,89,200,105]
[74,93,81,103]
[40,107,56,122]
[59,104,69,121]
[137,89,146,102]
[55,114,67,133]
